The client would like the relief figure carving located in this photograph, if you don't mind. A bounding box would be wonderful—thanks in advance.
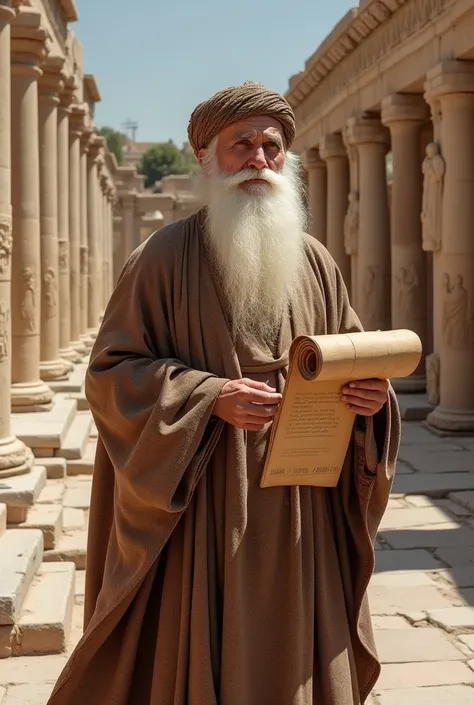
[425,352,440,407]
[0,216,13,275]
[442,273,473,349]
[20,267,36,333]
[43,266,57,319]
[421,142,445,252]
[362,265,385,324]
[58,241,69,273]
[395,263,419,321]
[0,302,9,362]
[344,191,359,255]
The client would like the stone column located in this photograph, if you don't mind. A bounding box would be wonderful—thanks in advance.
[0,1,33,475]
[10,9,54,411]
[38,58,71,382]
[68,104,86,355]
[342,127,360,307]
[347,115,391,331]
[57,82,80,363]
[100,176,109,310]
[86,137,101,335]
[106,191,115,298]
[113,214,122,284]
[120,192,136,266]
[319,134,351,287]
[382,94,429,392]
[79,129,93,348]
[303,148,327,245]
[426,61,474,432]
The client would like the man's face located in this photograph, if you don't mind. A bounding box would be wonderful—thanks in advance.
[199,115,285,187]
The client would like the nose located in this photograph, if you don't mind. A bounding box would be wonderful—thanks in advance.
[246,146,267,170]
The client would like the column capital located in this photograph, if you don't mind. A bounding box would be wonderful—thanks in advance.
[38,55,65,103]
[0,2,15,23]
[11,8,50,71]
[119,191,137,209]
[425,60,474,101]
[86,134,103,161]
[58,74,77,112]
[381,94,429,127]
[346,114,390,150]
[80,127,94,151]
[319,133,346,161]
[302,147,325,171]
[69,103,87,136]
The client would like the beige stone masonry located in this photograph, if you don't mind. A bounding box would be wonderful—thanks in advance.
[10,8,54,412]
[319,133,351,287]
[79,128,93,350]
[346,115,391,331]
[303,148,327,245]
[86,135,101,336]
[381,93,429,392]
[0,1,33,477]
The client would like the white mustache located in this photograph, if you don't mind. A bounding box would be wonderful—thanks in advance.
[218,167,283,190]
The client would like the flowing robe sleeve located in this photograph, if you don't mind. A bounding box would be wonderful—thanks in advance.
[85,235,227,541]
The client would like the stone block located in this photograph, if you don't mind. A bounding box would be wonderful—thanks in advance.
[399,423,439,445]
[11,397,77,450]
[36,481,64,504]
[427,606,474,629]
[62,507,86,530]
[62,484,91,510]
[10,504,63,550]
[397,394,433,421]
[369,585,455,615]
[0,466,46,514]
[435,546,474,568]
[459,634,474,651]
[0,505,5,539]
[393,472,474,497]
[374,549,445,574]
[449,491,474,513]
[377,661,474,690]
[375,685,474,704]
[66,391,89,411]
[55,412,92,460]
[48,363,86,393]
[7,562,75,657]
[66,439,96,476]
[398,448,474,473]
[0,652,68,684]
[37,458,67,480]
[372,616,413,630]
[370,571,437,587]
[0,530,43,625]
[379,507,459,530]
[1,683,55,704]
[43,531,87,570]
[380,524,474,550]
[375,627,465,663]
[437,567,474,588]
[31,448,54,457]
[74,570,85,600]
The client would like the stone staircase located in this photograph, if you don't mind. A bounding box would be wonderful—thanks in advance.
[0,362,95,660]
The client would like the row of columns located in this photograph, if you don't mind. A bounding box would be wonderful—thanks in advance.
[304,60,474,433]
[0,3,116,478]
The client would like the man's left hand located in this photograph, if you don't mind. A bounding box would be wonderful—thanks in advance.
[341,378,389,417]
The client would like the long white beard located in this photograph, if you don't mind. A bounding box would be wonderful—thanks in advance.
[197,149,307,341]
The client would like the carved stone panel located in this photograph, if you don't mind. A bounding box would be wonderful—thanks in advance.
[441,273,473,349]
[0,216,13,275]
[421,142,445,252]
[20,267,37,333]
[58,240,69,273]
[43,266,57,319]
[344,191,359,255]
[395,263,420,321]
[362,265,385,324]
[0,302,9,362]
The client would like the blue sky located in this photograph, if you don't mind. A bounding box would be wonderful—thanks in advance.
[75,0,354,145]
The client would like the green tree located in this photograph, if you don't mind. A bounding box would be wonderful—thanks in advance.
[99,126,127,165]
[137,140,191,189]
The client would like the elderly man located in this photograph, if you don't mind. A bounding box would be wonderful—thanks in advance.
[48,82,399,705]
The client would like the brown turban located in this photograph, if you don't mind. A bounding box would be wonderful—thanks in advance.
[187,81,296,156]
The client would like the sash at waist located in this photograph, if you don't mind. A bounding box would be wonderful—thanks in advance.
[241,353,289,376]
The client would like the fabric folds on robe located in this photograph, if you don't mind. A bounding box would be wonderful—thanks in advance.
[47,209,400,705]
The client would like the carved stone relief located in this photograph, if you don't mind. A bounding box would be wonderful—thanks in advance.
[362,265,385,324]
[20,267,37,333]
[58,240,69,273]
[426,352,440,406]
[442,273,473,349]
[421,142,445,252]
[43,266,57,319]
[0,302,9,362]
[344,190,359,255]
[0,216,13,275]
[395,263,419,321]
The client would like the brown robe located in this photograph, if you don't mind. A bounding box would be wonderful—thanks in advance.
[47,210,400,705]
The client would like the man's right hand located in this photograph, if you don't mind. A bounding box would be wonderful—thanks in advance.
[213,378,282,431]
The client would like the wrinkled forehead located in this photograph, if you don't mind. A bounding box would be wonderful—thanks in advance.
[217,115,285,145]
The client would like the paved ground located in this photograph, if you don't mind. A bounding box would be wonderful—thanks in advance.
[1,421,474,704]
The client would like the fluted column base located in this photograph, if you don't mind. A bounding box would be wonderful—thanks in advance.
[0,436,34,479]
[71,338,87,356]
[80,333,95,350]
[391,374,426,394]
[59,346,83,364]
[427,406,474,434]
[40,357,73,381]
[11,380,54,413]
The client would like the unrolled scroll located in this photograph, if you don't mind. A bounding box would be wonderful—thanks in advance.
[260,329,422,489]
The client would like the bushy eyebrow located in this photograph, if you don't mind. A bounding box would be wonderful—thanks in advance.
[231,130,283,147]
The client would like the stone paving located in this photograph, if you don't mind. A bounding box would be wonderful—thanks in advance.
[1,420,474,704]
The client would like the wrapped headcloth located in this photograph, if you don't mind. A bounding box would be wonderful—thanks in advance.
[187,81,296,156]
